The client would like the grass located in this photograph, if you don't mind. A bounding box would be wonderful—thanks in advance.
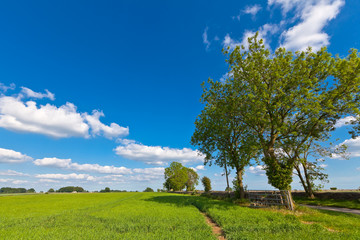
[293,196,360,210]
[0,192,215,239]
[149,195,360,240]
[1,192,359,239]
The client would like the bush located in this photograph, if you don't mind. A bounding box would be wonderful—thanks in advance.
[201,176,211,192]
[143,187,154,192]
[330,187,337,190]
[48,188,55,193]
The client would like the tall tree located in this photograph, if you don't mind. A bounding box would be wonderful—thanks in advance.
[222,33,360,195]
[191,80,260,198]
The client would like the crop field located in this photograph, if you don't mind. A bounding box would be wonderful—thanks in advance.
[1,192,359,239]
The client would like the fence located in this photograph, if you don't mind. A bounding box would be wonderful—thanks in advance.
[247,190,294,210]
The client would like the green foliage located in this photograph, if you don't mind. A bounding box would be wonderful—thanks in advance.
[48,188,55,193]
[185,168,199,191]
[198,33,360,191]
[0,187,27,193]
[26,188,36,193]
[57,186,85,193]
[201,176,212,192]
[143,187,154,192]
[330,187,337,190]
[164,162,190,191]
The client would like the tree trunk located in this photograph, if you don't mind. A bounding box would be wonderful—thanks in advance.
[236,167,245,199]
[302,162,315,199]
[295,164,309,195]
[224,163,230,195]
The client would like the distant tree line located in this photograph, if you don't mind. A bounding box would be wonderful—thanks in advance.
[56,186,85,193]
[0,187,35,193]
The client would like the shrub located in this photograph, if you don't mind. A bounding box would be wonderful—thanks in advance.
[143,187,154,192]
[330,187,337,190]
[201,176,211,192]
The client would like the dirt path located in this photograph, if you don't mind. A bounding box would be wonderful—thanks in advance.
[200,212,226,240]
[301,204,360,215]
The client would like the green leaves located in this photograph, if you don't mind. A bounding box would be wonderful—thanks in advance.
[194,32,360,191]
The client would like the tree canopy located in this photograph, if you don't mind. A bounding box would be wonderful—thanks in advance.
[164,162,199,191]
[193,32,360,195]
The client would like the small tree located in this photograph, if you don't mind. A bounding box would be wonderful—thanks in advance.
[104,187,110,192]
[48,188,55,193]
[164,162,188,191]
[144,187,154,192]
[185,168,199,191]
[27,188,36,193]
[202,176,212,192]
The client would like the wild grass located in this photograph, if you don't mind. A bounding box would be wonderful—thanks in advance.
[1,192,359,239]
[293,196,360,210]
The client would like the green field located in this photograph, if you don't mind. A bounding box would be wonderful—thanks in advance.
[1,192,359,239]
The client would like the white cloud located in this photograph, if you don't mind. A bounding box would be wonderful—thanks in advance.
[0,178,28,184]
[0,88,128,139]
[190,165,205,172]
[334,116,356,128]
[84,110,129,139]
[334,137,360,158]
[268,0,303,15]
[243,4,262,17]
[114,141,204,166]
[0,83,15,93]
[0,96,89,138]
[35,173,95,181]
[33,157,132,175]
[202,27,211,50]
[133,167,164,176]
[195,165,205,170]
[224,23,280,51]
[0,148,33,163]
[248,165,266,176]
[357,167,360,171]
[20,87,55,100]
[223,34,241,50]
[0,170,29,176]
[276,0,345,51]
[0,178,12,183]
[320,164,328,168]
[38,179,60,183]
[12,180,28,184]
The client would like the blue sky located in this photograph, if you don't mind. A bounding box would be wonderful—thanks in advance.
[0,0,359,192]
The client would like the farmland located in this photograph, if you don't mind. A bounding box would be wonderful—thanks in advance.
[1,192,359,239]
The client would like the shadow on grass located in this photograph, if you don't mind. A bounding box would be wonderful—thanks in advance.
[144,194,234,212]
